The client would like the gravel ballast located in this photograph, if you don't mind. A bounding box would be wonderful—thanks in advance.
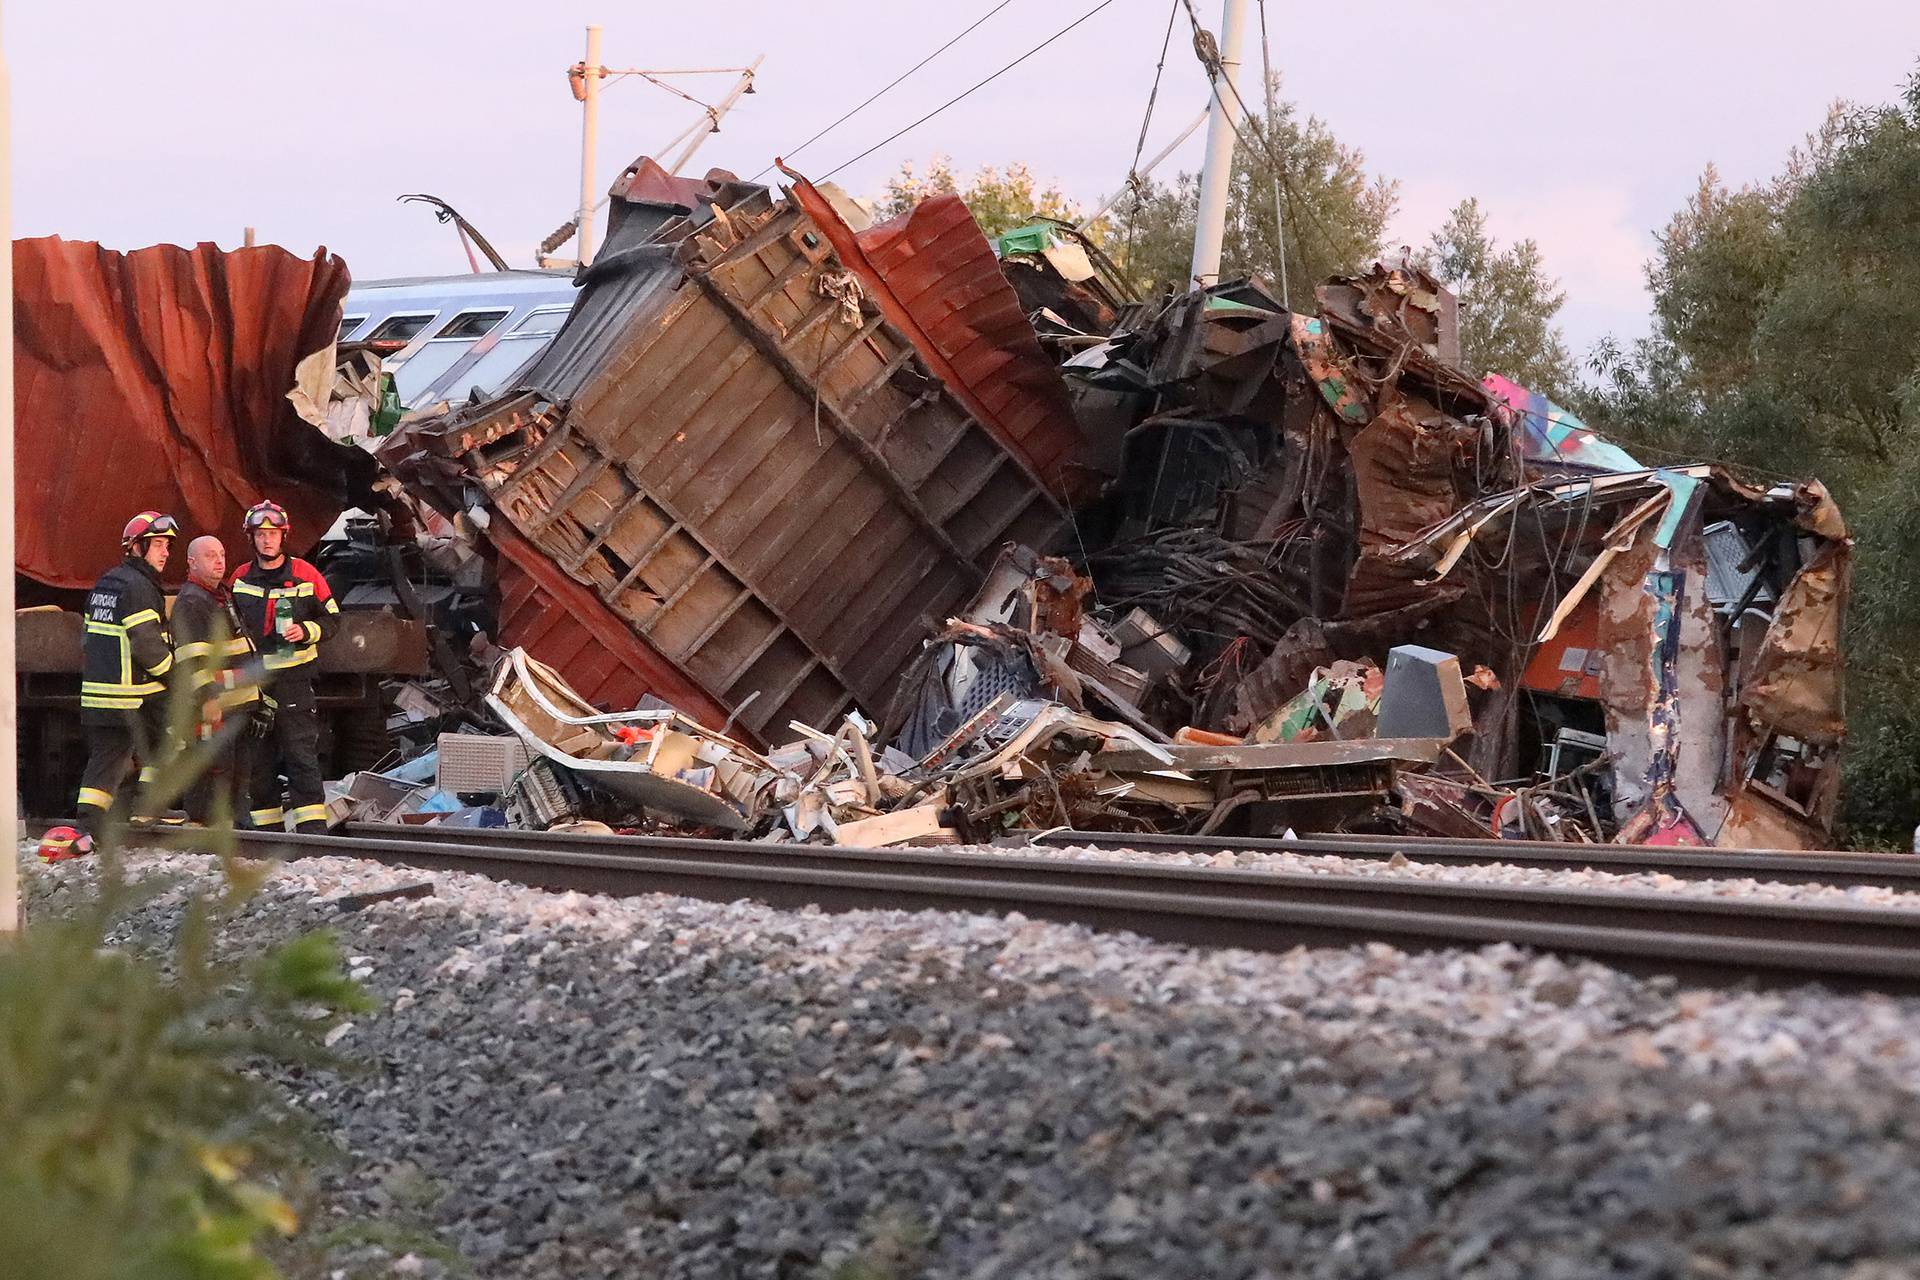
[24,847,1920,1280]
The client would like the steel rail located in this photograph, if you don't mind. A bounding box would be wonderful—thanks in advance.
[1028,828,1920,891]
[126,823,1920,993]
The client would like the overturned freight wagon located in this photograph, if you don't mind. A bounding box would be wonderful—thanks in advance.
[381,169,1067,744]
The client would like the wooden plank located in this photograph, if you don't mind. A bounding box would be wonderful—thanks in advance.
[563,486,656,574]
[714,618,793,696]
[621,335,764,472]
[591,447,870,714]
[690,270,981,585]
[481,417,574,505]
[840,345,917,418]
[695,405,829,547]
[730,443,868,579]
[739,455,884,594]
[608,516,683,599]
[572,288,703,422]
[816,533,941,653]
[648,359,789,506]
[774,291,843,353]
[678,584,756,665]
[838,559,967,691]
[741,252,810,314]
[524,453,615,536]
[682,395,807,525]
[925,450,1006,526]
[831,804,953,849]
[575,294,729,451]
[649,562,743,662]
[811,313,887,382]
[755,655,822,731]
[596,304,742,459]
[786,506,921,639]
[635,552,719,635]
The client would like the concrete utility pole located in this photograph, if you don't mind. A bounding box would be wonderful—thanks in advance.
[1188,0,1247,289]
[1,3,17,932]
[577,24,605,266]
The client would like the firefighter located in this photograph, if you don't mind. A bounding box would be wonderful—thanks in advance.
[230,501,340,834]
[38,511,179,860]
[171,534,267,823]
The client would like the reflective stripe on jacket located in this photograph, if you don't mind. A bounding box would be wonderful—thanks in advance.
[80,558,172,710]
[229,556,340,674]
[171,580,264,719]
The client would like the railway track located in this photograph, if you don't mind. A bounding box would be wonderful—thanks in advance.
[126,822,1920,993]
[1032,828,1920,891]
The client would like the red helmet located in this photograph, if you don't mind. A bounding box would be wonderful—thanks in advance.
[121,510,179,551]
[243,500,290,533]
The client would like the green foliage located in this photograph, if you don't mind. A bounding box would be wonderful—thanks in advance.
[877,154,1082,240]
[1,663,372,1279]
[1578,70,1920,842]
[1421,197,1575,399]
[1101,74,1397,307]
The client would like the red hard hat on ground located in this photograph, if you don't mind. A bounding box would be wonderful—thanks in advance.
[121,510,179,550]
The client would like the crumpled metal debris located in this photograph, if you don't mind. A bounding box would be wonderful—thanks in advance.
[346,159,1847,851]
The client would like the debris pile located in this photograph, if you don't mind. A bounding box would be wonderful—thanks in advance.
[352,168,1850,849]
[23,155,1848,851]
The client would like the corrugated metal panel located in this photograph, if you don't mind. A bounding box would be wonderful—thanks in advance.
[14,237,372,588]
[385,190,1064,739]
[784,174,1088,501]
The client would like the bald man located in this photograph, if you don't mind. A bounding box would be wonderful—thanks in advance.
[171,535,266,823]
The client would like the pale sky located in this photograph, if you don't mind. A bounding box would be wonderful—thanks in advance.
[10,1,1920,360]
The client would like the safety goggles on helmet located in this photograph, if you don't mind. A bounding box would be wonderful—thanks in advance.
[121,511,179,548]
[243,501,290,532]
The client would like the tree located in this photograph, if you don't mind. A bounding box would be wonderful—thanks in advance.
[1421,198,1575,399]
[877,155,1081,239]
[1102,74,1398,308]
[1577,72,1920,843]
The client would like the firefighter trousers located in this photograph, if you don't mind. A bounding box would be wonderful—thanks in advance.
[182,707,259,826]
[76,701,168,839]
[246,679,328,832]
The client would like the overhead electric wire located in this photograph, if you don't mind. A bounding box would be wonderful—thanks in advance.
[1115,0,1184,267]
[820,0,1123,182]
[751,0,1016,182]
[1256,0,1289,304]
[1125,0,1184,193]
[1178,0,1344,266]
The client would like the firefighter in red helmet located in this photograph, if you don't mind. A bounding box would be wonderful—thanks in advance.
[229,501,340,834]
[38,511,179,860]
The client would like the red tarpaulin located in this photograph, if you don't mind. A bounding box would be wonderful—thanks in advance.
[13,237,372,589]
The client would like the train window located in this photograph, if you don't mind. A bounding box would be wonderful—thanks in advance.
[433,309,509,341]
[365,313,436,345]
[511,307,570,337]
[337,315,366,341]
[431,307,573,405]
